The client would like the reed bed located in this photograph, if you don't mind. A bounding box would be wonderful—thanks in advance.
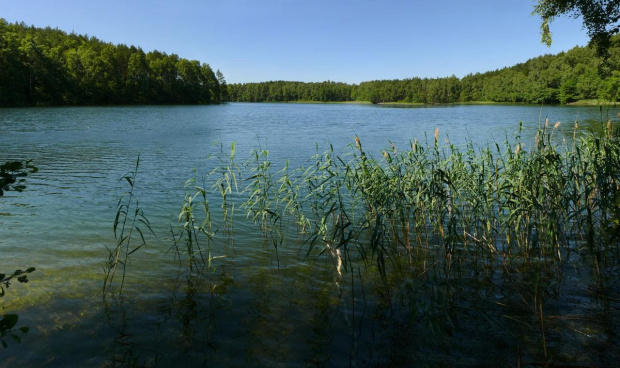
[160,120,620,365]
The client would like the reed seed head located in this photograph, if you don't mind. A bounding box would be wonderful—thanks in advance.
[355,136,361,150]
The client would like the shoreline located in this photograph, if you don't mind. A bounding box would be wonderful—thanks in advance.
[231,100,620,107]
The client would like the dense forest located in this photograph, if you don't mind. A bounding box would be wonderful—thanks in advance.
[227,81,355,103]
[0,19,225,106]
[3,19,620,107]
[230,36,620,105]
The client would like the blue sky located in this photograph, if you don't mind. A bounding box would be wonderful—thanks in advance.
[1,0,590,84]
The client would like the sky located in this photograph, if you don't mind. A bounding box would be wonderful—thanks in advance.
[1,0,591,84]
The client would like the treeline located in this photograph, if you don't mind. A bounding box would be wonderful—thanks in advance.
[229,36,620,104]
[228,81,354,102]
[0,19,225,107]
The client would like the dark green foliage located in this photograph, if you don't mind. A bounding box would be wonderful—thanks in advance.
[0,268,36,297]
[216,69,229,103]
[0,314,29,349]
[0,160,38,196]
[0,269,35,348]
[229,37,620,105]
[228,80,355,103]
[534,0,620,56]
[0,161,37,348]
[0,19,223,107]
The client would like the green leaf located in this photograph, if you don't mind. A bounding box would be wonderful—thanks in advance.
[128,244,143,255]
[0,314,18,330]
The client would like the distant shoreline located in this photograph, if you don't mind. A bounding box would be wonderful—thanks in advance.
[231,100,620,107]
[567,99,620,106]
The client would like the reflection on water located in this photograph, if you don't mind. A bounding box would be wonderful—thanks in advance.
[1,103,619,366]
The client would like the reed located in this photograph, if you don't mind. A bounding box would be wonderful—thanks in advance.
[251,123,613,356]
[103,155,154,299]
[110,121,618,364]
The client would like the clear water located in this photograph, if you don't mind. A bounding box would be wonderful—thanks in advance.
[0,103,616,366]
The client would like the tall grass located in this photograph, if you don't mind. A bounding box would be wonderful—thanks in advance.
[195,121,617,282]
[107,121,618,365]
[192,120,618,362]
[103,156,154,299]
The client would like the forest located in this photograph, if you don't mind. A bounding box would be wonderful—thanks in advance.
[3,18,620,107]
[0,19,226,106]
[229,36,620,105]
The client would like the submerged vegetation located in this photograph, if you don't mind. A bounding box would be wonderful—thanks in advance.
[108,119,620,366]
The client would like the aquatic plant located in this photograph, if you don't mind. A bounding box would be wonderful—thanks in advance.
[103,120,619,365]
[184,120,619,363]
[103,156,154,299]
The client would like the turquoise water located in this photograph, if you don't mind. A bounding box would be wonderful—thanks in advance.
[0,103,616,366]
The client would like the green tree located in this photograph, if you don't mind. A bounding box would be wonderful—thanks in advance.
[125,49,150,104]
[0,19,223,106]
[200,63,219,104]
[534,0,620,55]
[599,72,620,100]
[216,69,229,102]
[559,76,578,103]
[176,58,202,103]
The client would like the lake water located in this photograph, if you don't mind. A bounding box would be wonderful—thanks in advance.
[0,103,617,366]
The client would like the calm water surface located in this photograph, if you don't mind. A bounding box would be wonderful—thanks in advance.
[0,103,616,366]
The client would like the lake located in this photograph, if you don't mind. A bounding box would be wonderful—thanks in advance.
[0,103,618,367]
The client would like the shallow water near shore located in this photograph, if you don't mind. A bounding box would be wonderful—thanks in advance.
[1,103,619,367]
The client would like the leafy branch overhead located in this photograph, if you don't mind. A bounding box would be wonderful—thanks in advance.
[535,0,620,55]
[0,161,38,196]
[0,269,35,348]
[0,268,36,297]
[0,161,37,347]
